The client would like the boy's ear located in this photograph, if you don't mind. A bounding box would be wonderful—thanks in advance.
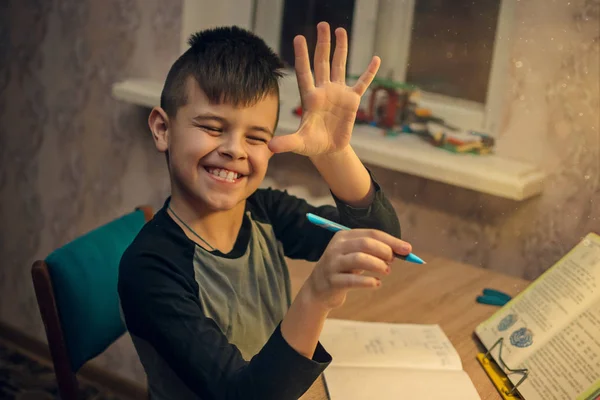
[148,107,170,153]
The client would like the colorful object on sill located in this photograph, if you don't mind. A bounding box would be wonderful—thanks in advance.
[398,124,496,155]
[355,76,419,129]
[384,129,400,137]
[476,288,512,307]
[293,105,303,117]
[290,75,495,155]
[351,75,460,131]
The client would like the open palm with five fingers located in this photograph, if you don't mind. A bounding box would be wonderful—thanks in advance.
[268,22,381,156]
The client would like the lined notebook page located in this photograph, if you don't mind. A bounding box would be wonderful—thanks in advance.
[319,319,463,370]
[324,366,481,400]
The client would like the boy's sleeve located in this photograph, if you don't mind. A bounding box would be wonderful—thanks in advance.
[118,251,331,400]
[259,169,401,261]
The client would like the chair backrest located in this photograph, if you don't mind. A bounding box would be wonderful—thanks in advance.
[32,206,153,399]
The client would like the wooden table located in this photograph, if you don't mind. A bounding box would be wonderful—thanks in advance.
[286,254,530,400]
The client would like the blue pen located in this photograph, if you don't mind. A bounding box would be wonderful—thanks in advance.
[306,213,425,265]
[476,288,512,306]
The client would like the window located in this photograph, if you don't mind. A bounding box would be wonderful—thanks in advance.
[405,0,502,104]
[278,0,356,68]
[182,0,515,134]
[253,0,378,78]
[375,0,515,134]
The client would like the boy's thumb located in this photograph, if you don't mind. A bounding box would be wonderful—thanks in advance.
[268,133,303,154]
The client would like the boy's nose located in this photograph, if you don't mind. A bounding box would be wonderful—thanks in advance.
[218,137,247,160]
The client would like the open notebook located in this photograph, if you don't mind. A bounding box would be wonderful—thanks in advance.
[320,319,481,399]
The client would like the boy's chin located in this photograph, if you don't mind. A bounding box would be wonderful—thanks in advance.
[202,195,247,212]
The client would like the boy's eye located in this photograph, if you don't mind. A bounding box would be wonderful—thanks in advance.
[199,125,222,133]
[247,136,268,144]
[194,124,223,135]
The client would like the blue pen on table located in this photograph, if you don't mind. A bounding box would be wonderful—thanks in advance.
[476,288,512,306]
[306,213,426,265]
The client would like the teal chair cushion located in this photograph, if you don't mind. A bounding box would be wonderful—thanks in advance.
[45,209,146,371]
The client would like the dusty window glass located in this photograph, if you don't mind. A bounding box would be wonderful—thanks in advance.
[279,0,356,68]
[406,0,501,103]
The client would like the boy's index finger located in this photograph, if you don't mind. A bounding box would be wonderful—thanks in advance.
[352,56,381,96]
[293,35,314,93]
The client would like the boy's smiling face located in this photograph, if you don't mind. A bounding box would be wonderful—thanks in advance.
[154,78,278,212]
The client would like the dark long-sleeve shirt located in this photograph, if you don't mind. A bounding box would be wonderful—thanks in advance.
[118,174,401,399]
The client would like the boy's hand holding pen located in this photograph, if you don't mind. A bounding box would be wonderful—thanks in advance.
[307,213,425,264]
[304,213,423,311]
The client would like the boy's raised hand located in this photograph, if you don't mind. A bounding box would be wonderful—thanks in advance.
[268,22,381,156]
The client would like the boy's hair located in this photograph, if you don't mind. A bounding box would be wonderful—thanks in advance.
[160,26,285,121]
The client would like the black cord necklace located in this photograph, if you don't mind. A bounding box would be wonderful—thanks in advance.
[168,203,216,251]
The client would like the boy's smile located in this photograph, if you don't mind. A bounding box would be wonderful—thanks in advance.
[152,78,279,213]
[204,166,245,183]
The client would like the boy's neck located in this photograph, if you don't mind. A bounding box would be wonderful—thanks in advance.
[167,194,246,254]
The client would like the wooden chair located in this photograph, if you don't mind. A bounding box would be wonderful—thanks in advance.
[31,206,154,399]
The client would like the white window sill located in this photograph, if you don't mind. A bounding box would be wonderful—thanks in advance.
[111,77,545,201]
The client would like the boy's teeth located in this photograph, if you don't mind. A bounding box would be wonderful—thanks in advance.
[209,168,239,180]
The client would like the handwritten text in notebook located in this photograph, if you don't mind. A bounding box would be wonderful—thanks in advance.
[319,319,462,370]
[320,319,481,400]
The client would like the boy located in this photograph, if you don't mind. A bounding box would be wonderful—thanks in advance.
[118,22,412,399]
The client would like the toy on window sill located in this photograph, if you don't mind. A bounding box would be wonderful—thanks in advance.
[364,78,414,128]
[291,75,495,155]
[352,76,418,128]
[398,123,495,155]
[293,79,448,128]
[352,76,457,131]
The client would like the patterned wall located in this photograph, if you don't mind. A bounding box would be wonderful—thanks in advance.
[0,0,598,386]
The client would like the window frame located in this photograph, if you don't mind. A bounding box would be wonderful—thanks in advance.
[252,0,379,78]
[377,0,516,136]
[182,0,516,136]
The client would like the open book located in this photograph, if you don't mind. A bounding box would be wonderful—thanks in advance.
[320,319,481,399]
[475,232,600,400]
